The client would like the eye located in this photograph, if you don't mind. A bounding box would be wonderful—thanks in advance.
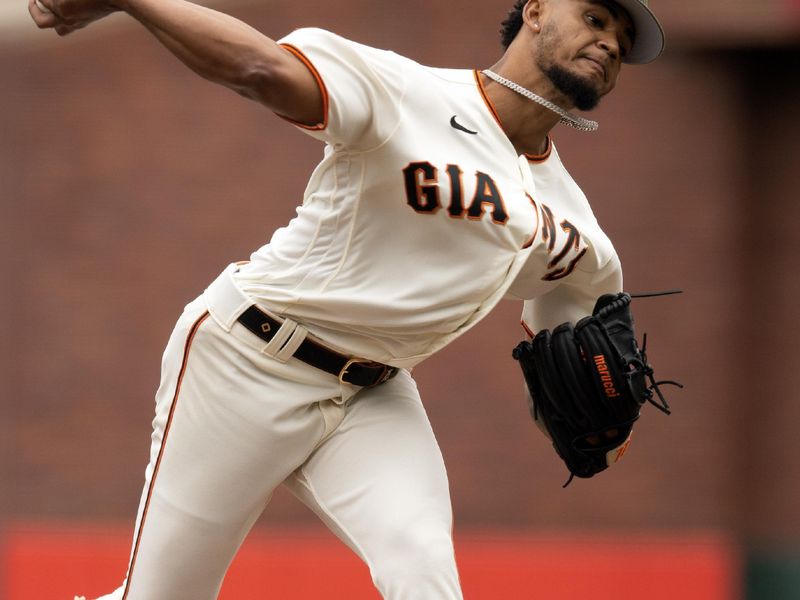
[586,13,605,29]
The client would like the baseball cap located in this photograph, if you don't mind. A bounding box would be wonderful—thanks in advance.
[612,0,665,64]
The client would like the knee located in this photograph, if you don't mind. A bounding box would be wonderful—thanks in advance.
[370,523,459,593]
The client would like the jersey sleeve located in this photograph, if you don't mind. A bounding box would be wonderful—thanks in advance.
[520,253,623,336]
[277,28,408,151]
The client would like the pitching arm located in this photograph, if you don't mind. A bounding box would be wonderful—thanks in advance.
[28,0,324,128]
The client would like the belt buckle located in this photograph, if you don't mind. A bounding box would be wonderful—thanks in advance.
[338,358,393,387]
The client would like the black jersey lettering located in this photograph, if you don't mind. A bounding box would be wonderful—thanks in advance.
[547,220,581,269]
[539,205,588,281]
[540,204,557,253]
[402,163,509,227]
[467,172,508,224]
[445,164,465,218]
[403,162,441,214]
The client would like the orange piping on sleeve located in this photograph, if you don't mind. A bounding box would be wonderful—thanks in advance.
[521,320,536,339]
[278,43,329,131]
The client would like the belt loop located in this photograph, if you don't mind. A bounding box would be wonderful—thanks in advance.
[262,318,299,357]
[274,325,308,363]
[233,304,399,387]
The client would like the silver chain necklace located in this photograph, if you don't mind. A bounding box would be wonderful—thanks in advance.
[482,69,598,132]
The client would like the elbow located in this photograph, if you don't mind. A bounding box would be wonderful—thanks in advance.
[229,43,298,105]
[231,58,277,101]
[223,45,323,126]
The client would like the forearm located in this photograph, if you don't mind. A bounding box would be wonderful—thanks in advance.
[31,0,323,123]
[113,0,284,98]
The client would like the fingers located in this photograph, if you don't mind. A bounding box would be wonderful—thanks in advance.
[34,0,54,13]
[29,0,62,29]
[29,0,117,35]
[28,0,85,35]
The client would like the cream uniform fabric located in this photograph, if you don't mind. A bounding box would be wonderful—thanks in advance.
[234,28,623,364]
[87,28,624,600]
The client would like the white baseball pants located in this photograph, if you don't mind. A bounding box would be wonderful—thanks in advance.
[92,266,463,600]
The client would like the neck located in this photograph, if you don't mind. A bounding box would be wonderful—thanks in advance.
[484,59,566,154]
[481,61,594,154]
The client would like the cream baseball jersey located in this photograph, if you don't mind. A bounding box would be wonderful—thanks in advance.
[234,28,622,367]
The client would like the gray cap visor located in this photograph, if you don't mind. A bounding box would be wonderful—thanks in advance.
[614,0,665,64]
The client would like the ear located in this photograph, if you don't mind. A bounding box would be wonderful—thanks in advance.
[521,0,544,34]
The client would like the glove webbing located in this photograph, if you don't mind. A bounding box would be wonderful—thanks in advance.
[627,289,685,415]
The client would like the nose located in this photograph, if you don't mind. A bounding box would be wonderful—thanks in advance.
[597,34,620,61]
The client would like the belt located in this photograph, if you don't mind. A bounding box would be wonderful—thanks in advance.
[237,305,399,387]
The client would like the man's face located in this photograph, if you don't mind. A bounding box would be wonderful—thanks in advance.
[533,0,634,110]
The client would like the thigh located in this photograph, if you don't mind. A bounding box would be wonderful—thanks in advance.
[122,300,333,600]
[285,371,458,589]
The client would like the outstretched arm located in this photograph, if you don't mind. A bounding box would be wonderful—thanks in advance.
[28,0,324,127]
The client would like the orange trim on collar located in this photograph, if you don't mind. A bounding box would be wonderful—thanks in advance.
[474,70,552,163]
[279,43,329,131]
[474,69,504,132]
[525,137,552,163]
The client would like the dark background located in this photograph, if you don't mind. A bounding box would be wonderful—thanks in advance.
[3,0,800,596]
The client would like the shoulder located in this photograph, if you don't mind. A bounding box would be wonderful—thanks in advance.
[424,66,482,85]
[278,28,424,73]
[278,27,350,49]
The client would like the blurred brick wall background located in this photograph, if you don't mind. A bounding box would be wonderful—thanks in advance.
[2,0,799,596]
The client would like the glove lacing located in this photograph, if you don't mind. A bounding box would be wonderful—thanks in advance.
[562,292,684,487]
[640,333,683,415]
[629,290,685,416]
[595,292,683,415]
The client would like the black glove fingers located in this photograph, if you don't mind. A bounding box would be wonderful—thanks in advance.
[575,322,640,422]
[531,330,586,431]
[549,324,597,427]
[513,291,677,483]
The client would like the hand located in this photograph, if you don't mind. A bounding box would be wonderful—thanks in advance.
[28,0,120,36]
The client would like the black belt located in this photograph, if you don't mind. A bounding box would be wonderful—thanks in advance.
[237,305,399,388]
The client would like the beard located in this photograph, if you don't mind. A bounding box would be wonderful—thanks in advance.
[541,63,600,111]
[535,22,602,111]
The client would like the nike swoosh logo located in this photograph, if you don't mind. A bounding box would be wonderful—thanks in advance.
[450,115,478,135]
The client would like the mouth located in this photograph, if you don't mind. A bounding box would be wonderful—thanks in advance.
[580,56,607,81]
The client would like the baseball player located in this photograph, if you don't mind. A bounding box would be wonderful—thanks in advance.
[29,0,666,598]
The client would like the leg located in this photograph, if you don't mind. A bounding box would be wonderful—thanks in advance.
[98,298,338,600]
[284,370,463,600]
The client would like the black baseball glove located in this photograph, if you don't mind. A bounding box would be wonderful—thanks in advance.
[512,292,680,486]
